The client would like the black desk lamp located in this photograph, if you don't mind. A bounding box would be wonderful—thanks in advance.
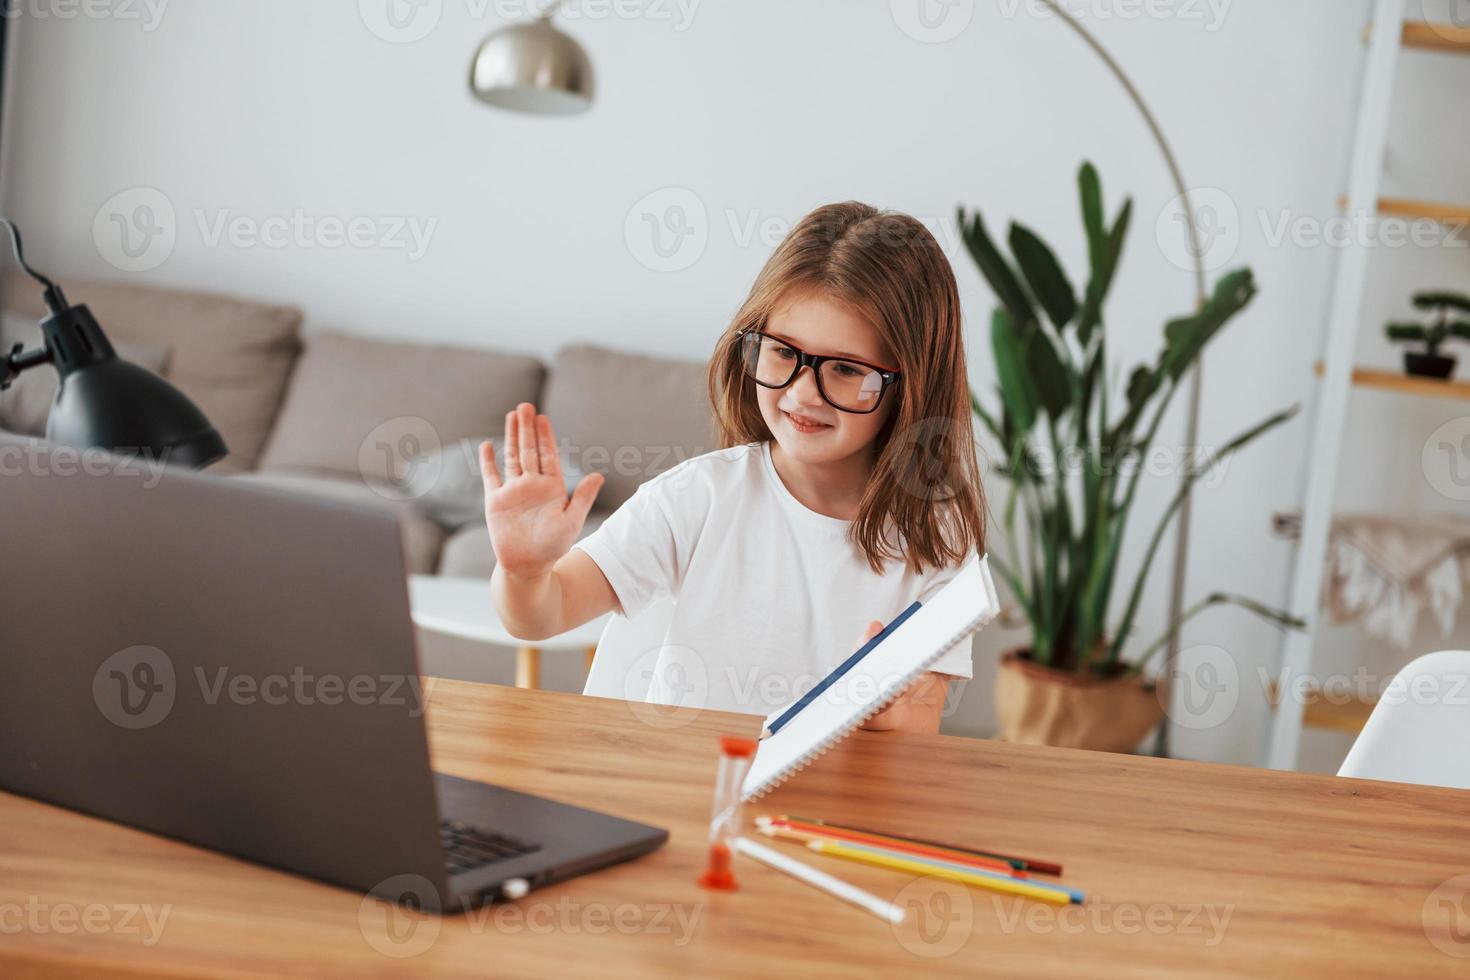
[0,218,226,468]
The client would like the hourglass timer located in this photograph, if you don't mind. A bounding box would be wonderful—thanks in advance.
[696,735,758,891]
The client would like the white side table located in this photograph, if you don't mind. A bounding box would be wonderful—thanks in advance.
[408,575,612,690]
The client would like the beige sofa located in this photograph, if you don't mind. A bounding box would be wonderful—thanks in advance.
[1,274,717,581]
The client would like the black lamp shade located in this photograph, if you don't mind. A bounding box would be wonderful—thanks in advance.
[41,303,227,468]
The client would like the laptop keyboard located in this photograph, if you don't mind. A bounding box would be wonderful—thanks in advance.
[439,820,541,875]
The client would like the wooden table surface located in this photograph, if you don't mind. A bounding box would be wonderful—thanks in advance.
[2,679,1468,978]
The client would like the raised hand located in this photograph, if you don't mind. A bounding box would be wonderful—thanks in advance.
[479,402,604,581]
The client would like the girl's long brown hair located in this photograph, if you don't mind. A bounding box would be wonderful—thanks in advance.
[708,201,987,575]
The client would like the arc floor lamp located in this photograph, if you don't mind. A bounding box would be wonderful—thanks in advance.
[467,1,1210,756]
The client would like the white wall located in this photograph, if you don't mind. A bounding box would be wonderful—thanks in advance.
[5,0,1467,767]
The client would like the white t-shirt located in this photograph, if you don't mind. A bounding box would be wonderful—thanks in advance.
[573,441,977,717]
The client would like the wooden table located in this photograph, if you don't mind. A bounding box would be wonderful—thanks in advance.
[2,680,1468,978]
[408,575,610,689]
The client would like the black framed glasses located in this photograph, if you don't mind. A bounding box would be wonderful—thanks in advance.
[738,329,900,415]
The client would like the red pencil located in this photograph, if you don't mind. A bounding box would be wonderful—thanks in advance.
[777,815,1064,877]
[759,817,1025,878]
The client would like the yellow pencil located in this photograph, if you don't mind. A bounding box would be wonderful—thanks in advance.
[807,839,1081,906]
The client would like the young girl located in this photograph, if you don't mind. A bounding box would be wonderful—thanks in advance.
[479,202,987,734]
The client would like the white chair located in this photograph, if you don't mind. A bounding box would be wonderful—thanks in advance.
[1338,649,1470,790]
[582,597,676,701]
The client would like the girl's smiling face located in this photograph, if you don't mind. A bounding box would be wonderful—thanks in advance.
[757,288,898,466]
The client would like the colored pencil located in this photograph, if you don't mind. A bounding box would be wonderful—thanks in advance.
[755,818,1026,878]
[734,837,905,924]
[807,839,1082,906]
[781,814,1063,876]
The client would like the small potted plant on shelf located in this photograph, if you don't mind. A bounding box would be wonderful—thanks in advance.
[1386,291,1470,380]
[958,162,1302,752]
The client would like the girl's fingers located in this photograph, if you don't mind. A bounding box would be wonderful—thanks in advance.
[536,415,564,485]
[565,472,604,525]
[504,411,522,477]
[479,440,502,491]
[858,619,884,649]
[517,403,540,476]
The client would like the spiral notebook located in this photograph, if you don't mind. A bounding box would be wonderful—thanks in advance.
[741,554,1001,801]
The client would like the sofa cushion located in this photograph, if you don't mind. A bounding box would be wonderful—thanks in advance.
[540,344,716,510]
[236,467,446,574]
[437,510,609,578]
[0,312,169,436]
[3,273,303,472]
[259,332,545,485]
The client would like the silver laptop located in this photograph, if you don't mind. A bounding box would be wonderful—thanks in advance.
[0,433,666,913]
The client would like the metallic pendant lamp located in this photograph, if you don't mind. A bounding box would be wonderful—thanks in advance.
[468,1,594,116]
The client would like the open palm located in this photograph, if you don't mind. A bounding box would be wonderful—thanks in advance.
[479,403,603,579]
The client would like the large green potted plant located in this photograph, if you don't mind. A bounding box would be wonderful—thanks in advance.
[958,162,1301,751]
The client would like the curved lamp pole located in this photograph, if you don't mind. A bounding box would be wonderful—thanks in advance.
[1039,1,1210,758]
[471,2,1212,757]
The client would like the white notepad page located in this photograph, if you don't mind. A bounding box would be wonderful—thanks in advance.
[741,554,1000,801]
